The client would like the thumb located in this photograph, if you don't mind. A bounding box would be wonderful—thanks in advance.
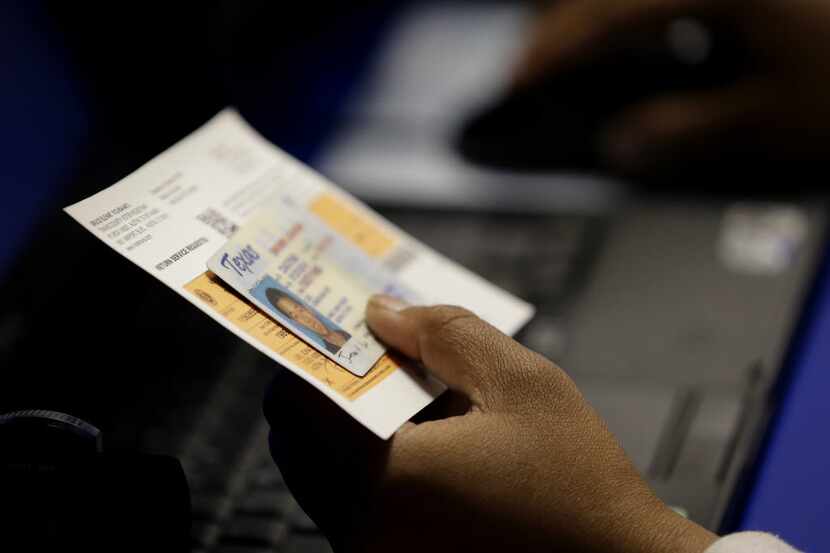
[366,295,530,409]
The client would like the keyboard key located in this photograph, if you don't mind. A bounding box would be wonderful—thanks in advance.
[186,468,230,495]
[220,516,288,547]
[247,463,287,490]
[214,546,273,553]
[191,520,221,548]
[281,535,334,553]
[191,491,233,521]
[236,490,298,518]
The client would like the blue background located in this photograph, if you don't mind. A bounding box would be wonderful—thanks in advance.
[737,243,830,549]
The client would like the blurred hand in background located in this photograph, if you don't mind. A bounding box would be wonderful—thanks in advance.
[515,0,830,175]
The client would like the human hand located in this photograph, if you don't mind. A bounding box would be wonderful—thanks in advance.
[265,296,717,553]
[514,0,830,175]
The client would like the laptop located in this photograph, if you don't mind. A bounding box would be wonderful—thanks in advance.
[0,2,823,551]
[313,1,827,530]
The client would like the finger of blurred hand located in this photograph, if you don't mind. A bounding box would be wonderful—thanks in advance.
[599,79,774,172]
[515,0,723,86]
[366,295,545,410]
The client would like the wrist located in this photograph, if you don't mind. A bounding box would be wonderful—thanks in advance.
[536,484,717,553]
[613,496,718,553]
[642,507,717,553]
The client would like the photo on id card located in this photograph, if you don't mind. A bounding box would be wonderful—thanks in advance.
[250,275,352,355]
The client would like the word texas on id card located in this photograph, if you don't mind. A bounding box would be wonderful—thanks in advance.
[64,109,534,438]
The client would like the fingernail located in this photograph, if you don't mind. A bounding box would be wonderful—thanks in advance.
[369,294,410,313]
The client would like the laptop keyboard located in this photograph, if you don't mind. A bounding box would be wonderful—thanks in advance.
[178,343,333,553]
[173,211,601,552]
[384,210,605,359]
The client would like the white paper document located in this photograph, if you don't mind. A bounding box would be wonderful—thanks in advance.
[64,109,534,438]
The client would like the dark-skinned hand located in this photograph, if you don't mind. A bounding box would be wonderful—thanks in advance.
[265,295,717,553]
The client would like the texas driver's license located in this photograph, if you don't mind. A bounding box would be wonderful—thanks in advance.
[63,109,534,439]
[207,195,422,377]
